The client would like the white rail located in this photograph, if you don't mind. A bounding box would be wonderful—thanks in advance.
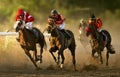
[0,32,51,48]
[0,32,18,36]
[0,32,51,37]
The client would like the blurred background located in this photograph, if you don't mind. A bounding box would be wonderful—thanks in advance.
[0,0,120,31]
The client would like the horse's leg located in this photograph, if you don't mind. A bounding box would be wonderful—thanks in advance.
[34,48,39,62]
[39,47,43,63]
[68,45,76,71]
[57,45,65,65]
[98,50,103,64]
[106,44,111,66]
[106,50,109,66]
[92,49,96,57]
[24,49,38,69]
[60,52,65,68]
[49,47,57,63]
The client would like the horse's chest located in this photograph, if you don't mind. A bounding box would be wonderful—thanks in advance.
[20,42,35,50]
[49,37,60,46]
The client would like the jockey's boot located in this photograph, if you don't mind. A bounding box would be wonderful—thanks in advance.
[61,29,71,40]
[31,29,38,42]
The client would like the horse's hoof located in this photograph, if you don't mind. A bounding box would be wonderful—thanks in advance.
[56,61,59,65]
[74,69,78,71]
[35,59,40,62]
[99,61,103,64]
[106,63,108,66]
[60,64,63,68]
[40,60,42,64]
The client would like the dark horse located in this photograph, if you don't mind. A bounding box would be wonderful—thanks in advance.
[15,20,47,69]
[46,18,76,71]
[86,22,115,66]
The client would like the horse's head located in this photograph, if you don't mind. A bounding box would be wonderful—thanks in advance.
[14,20,25,32]
[46,17,57,33]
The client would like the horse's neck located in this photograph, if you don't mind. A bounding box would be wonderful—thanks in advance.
[19,30,26,45]
[90,23,99,38]
[51,29,59,37]
[20,28,34,43]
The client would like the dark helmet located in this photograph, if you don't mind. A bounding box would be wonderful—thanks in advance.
[51,9,58,15]
[90,14,96,19]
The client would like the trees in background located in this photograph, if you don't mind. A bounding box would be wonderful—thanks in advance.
[0,0,120,24]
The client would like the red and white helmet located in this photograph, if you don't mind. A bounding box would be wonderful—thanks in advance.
[17,8,24,16]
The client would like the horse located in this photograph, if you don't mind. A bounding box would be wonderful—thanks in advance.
[15,20,47,69]
[86,22,115,66]
[78,19,88,40]
[46,18,76,71]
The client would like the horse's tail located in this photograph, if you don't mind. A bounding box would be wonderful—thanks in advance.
[101,30,115,54]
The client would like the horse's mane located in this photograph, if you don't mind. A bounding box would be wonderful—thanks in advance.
[88,22,100,39]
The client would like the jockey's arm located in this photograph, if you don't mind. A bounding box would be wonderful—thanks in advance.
[56,20,63,24]
[25,17,34,23]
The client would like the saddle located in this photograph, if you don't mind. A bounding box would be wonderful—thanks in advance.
[60,29,71,40]
[28,28,39,42]
[100,31,107,41]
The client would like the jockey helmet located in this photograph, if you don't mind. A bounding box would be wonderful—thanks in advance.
[90,14,96,22]
[90,14,96,19]
[17,8,24,16]
[51,9,58,15]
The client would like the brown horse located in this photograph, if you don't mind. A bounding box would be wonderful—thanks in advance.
[15,20,47,69]
[86,22,115,66]
[46,18,76,71]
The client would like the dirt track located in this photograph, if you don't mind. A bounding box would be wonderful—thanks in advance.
[0,20,120,77]
[0,68,120,77]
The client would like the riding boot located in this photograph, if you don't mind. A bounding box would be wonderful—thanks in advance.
[61,29,71,40]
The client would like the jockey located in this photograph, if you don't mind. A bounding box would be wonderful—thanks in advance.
[49,9,70,39]
[86,14,107,51]
[14,8,35,41]
[87,14,102,32]
[86,14,103,36]
[14,8,34,29]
